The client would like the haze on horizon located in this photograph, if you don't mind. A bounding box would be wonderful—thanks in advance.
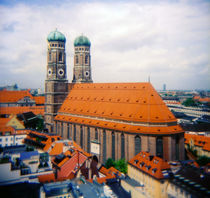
[0,0,209,90]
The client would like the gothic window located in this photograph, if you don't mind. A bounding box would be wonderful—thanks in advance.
[121,133,125,159]
[76,55,79,64]
[95,128,98,140]
[103,129,106,163]
[73,124,76,141]
[87,127,90,153]
[135,136,141,155]
[112,132,115,160]
[85,55,88,64]
[156,137,163,158]
[80,126,83,148]
[175,136,179,160]
[61,122,63,137]
[49,52,51,61]
[67,124,70,139]
[59,52,62,61]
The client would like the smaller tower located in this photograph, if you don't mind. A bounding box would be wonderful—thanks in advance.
[72,35,93,83]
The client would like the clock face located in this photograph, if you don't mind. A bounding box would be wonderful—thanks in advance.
[58,68,64,77]
[85,71,89,77]
[48,68,52,76]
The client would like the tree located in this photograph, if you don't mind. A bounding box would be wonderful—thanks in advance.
[105,158,115,169]
[105,158,128,174]
[115,159,127,174]
[182,98,200,107]
[196,156,210,166]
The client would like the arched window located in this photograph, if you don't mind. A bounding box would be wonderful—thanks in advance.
[103,129,106,163]
[121,133,125,159]
[112,132,115,160]
[61,123,63,137]
[49,52,51,61]
[95,128,98,140]
[175,136,179,160]
[67,124,70,139]
[59,52,62,61]
[156,137,163,158]
[135,136,141,155]
[73,124,76,142]
[76,55,79,64]
[85,55,88,64]
[87,127,90,153]
[80,126,83,148]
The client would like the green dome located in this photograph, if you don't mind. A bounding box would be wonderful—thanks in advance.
[74,35,91,47]
[47,29,66,42]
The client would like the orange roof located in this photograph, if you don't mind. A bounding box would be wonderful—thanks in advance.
[0,126,15,134]
[193,96,210,103]
[55,114,183,135]
[49,142,64,156]
[0,118,10,126]
[128,151,170,179]
[55,83,183,135]
[38,173,56,183]
[185,134,210,151]
[0,90,33,103]
[0,106,44,116]
[33,96,45,105]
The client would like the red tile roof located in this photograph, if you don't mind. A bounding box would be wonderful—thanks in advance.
[0,106,44,116]
[55,83,183,135]
[0,90,33,103]
[185,134,210,152]
[57,152,87,180]
[128,151,170,179]
[33,96,45,105]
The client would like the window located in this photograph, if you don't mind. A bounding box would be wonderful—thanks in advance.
[103,129,106,163]
[85,55,88,64]
[156,137,163,158]
[59,52,62,61]
[95,128,98,140]
[73,125,76,141]
[87,127,90,153]
[175,136,179,160]
[80,126,83,148]
[5,138,8,141]
[0,139,2,142]
[112,132,115,160]
[121,133,125,159]
[76,55,79,64]
[49,52,51,61]
[67,124,70,139]
[135,136,141,155]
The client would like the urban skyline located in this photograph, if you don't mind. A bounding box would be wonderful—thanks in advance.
[0,0,209,90]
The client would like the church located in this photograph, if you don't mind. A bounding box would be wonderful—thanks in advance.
[44,29,185,163]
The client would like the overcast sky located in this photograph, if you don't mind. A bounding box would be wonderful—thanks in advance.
[0,0,209,90]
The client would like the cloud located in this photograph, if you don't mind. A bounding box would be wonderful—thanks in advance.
[0,0,209,90]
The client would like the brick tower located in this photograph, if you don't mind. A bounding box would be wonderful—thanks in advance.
[72,35,93,83]
[45,29,68,132]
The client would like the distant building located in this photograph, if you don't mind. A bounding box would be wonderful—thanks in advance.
[0,90,36,107]
[185,133,210,157]
[163,84,166,91]
[167,163,210,198]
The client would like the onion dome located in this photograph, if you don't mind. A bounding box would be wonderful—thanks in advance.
[74,35,91,47]
[47,29,66,42]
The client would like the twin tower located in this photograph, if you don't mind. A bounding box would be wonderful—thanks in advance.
[45,29,92,132]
